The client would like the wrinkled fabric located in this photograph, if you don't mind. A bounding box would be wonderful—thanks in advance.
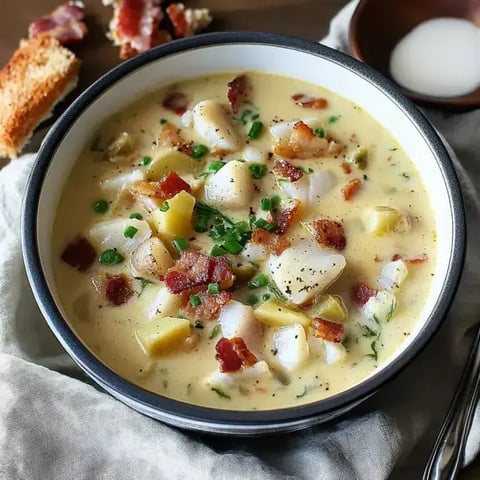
[0,3,479,479]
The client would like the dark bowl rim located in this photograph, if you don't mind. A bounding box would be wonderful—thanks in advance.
[21,31,466,429]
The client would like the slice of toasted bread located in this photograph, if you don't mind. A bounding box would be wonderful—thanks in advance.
[0,34,80,159]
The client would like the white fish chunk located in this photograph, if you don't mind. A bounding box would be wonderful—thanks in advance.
[100,169,144,191]
[148,287,184,320]
[192,100,242,151]
[324,341,347,364]
[205,160,254,209]
[241,242,268,263]
[269,238,346,304]
[273,323,309,372]
[361,290,398,331]
[378,259,408,291]
[205,361,272,389]
[88,218,151,255]
[308,170,337,202]
[269,118,319,143]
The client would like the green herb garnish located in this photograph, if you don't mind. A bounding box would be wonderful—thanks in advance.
[190,295,201,307]
[248,273,269,289]
[367,340,379,362]
[190,144,209,159]
[173,238,188,253]
[328,115,340,124]
[99,249,124,266]
[247,121,263,140]
[210,245,227,257]
[247,294,259,305]
[140,156,152,166]
[211,387,231,399]
[207,283,220,295]
[314,127,325,138]
[248,163,267,179]
[262,293,271,301]
[159,201,169,212]
[208,161,225,173]
[129,212,143,220]
[260,197,271,211]
[136,277,153,297]
[160,118,168,125]
[93,199,109,214]
[209,324,221,340]
[124,225,138,239]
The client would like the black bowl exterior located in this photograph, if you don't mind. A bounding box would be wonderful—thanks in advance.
[21,32,466,435]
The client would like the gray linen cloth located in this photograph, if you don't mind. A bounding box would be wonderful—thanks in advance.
[2,3,480,479]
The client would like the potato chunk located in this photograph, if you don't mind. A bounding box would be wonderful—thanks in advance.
[151,190,196,239]
[146,151,203,180]
[130,237,173,279]
[253,298,310,328]
[205,160,254,209]
[135,317,190,356]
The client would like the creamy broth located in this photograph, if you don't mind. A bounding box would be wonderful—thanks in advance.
[52,72,436,410]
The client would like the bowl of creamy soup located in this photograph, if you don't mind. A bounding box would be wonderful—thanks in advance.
[22,32,465,435]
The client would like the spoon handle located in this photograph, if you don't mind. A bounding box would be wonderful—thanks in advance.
[423,327,480,480]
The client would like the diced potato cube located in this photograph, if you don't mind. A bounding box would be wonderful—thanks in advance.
[273,323,309,372]
[130,237,174,279]
[135,317,190,356]
[254,298,310,328]
[148,287,184,320]
[151,190,196,239]
[311,294,348,322]
[205,160,254,209]
[364,206,410,236]
[146,151,203,180]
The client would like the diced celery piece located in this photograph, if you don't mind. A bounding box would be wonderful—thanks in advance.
[312,294,348,322]
[253,298,310,328]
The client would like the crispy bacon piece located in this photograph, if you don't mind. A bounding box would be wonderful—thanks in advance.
[166,3,212,38]
[309,219,346,251]
[392,253,428,264]
[341,162,352,174]
[292,94,328,109]
[251,228,290,256]
[28,1,87,45]
[61,236,96,272]
[158,123,192,154]
[272,158,303,182]
[164,250,235,294]
[104,274,134,306]
[227,75,248,114]
[130,172,191,202]
[341,178,362,201]
[162,92,189,116]
[352,283,378,307]
[274,200,300,235]
[182,289,233,320]
[120,28,171,59]
[215,337,257,373]
[312,318,344,343]
[274,121,343,160]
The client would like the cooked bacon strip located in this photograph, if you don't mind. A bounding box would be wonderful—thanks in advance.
[341,162,352,174]
[120,29,171,59]
[274,200,300,235]
[61,236,96,271]
[274,121,343,159]
[104,274,134,306]
[130,172,191,202]
[309,219,346,251]
[251,228,290,256]
[158,123,192,154]
[165,250,235,294]
[163,92,189,116]
[352,283,378,307]
[272,158,303,182]
[292,94,328,109]
[406,255,428,264]
[341,178,362,201]
[312,318,344,343]
[227,75,248,114]
[215,337,257,373]
[166,3,212,38]
[28,2,87,45]
[182,289,233,320]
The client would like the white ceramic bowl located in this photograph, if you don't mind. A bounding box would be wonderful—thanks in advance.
[22,32,465,435]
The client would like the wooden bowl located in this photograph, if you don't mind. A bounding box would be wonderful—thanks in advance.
[348,0,480,110]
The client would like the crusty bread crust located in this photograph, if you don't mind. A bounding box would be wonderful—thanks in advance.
[0,34,80,158]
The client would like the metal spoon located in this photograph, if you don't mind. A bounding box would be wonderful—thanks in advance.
[423,327,480,480]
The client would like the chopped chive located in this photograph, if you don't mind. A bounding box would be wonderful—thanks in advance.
[221,237,243,255]
[124,225,138,239]
[173,238,188,252]
[248,163,267,179]
[314,127,325,138]
[328,115,340,124]
[160,118,168,124]
[207,283,220,295]
[210,245,226,257]
[190,144,209,159]
[159,201,169,212]
[262,293,271,301]
[247,120,264,140]
[190,295,201,307]
[194,215,209,233]
[211,387,231,399]
[264,223,277,232]
[209,324,221,340]
[93,199,109,214]
[248,273,269,289]
[129,212,143,220]
[140,156,152,166]
[208,161,225,173]
[99,249,124,266]
[247,294,259,305]
[260,197,271,211]
[271,195,281,209]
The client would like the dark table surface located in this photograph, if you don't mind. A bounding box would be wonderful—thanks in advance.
[1,1,479,478]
